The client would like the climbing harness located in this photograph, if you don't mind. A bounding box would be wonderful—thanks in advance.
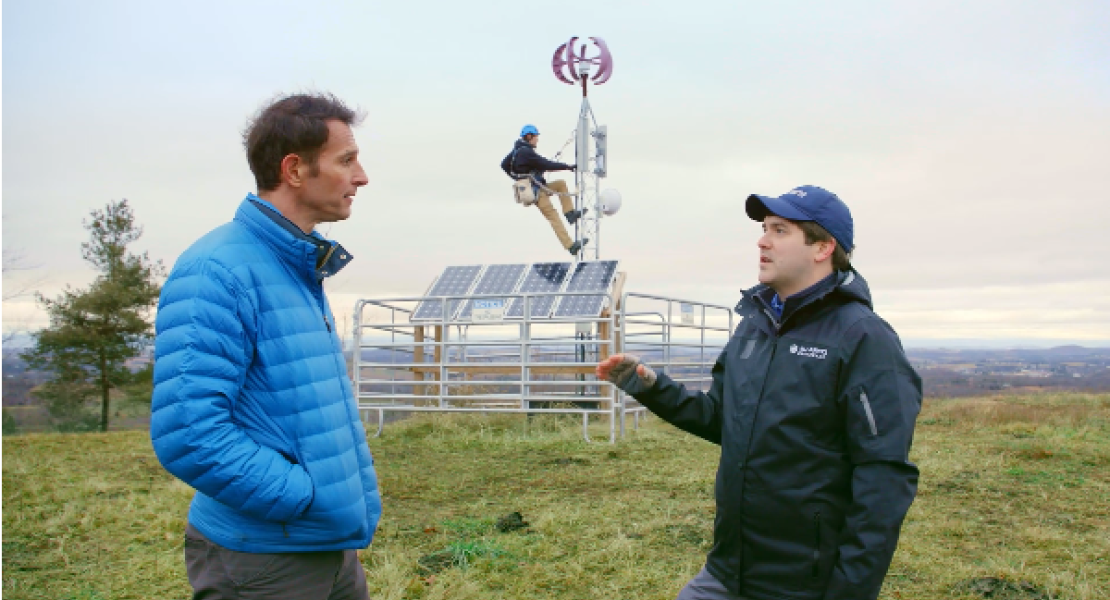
[509,131,578,206]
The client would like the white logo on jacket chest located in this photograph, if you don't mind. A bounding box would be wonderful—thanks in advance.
[789,344,827,359]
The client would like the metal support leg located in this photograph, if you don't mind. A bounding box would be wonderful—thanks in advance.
[618,392,626,438]
[609,405,616,444]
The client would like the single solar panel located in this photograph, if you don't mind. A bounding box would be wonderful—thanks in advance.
[456,263,528,320]
[411,265,483,321]
[505,262,571,318]
[552,260,619,317]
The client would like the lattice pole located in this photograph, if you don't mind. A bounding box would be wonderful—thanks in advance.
[553,36,612,261]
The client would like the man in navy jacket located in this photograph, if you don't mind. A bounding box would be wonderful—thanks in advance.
[501,124,587,255]
[598,186,921,600]
[152,94,380,600]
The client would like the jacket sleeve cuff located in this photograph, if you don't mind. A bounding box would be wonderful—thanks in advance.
[631,371,668,400]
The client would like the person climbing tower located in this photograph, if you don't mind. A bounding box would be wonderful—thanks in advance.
[501,124,589,255]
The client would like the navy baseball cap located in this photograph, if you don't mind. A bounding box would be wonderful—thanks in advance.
[746,185,854,253]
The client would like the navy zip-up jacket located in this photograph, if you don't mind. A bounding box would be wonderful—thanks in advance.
[500,139,572,185]
[632,270,921,600]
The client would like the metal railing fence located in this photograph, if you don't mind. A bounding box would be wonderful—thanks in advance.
[352,289,734,442]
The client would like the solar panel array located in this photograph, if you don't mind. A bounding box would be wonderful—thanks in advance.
[455,263,528,320]
[552,260,620,317]
[410,261,620,322]
[505,262,572,318]
[411,265,483,321]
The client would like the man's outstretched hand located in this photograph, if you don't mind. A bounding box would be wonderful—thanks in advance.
[597,354,657,395]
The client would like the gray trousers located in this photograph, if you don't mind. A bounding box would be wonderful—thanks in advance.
[676,567,752,600]
[184,524,370,600]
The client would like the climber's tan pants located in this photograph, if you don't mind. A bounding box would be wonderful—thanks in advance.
[535,180,576,250]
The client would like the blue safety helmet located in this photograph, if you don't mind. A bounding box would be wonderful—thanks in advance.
[520,124,540,137]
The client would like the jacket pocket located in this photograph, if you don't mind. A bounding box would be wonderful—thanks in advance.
[277,449,300,465]
[297,457,367,538]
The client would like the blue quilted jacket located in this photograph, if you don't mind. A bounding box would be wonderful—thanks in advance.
[151,195,381,553]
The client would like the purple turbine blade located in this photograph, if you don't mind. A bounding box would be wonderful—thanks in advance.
[551,43,573,84]
[566,37,581,81]
[590,37,613,84]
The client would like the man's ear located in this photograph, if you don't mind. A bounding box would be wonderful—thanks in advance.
[279,154,305,188]
[814,239,836,264]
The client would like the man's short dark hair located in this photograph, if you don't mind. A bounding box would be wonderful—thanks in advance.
[797,220,853,272]
[243,93,364,191]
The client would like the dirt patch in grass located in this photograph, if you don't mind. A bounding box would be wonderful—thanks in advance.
[955,577,1054,599]
[544,457,590,466]
[494,512,529,533]
[656,523,710,549]
[1014,447,1055,460]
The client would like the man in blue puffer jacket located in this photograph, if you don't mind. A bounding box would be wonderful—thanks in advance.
[151,93,381,600]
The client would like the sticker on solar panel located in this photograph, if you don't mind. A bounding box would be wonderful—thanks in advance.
[456,264,528,320]
[552,261,619,318]
[411,265,483,321]
[505,263,571,318]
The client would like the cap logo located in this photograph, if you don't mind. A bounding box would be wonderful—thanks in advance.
[787,189,807,197]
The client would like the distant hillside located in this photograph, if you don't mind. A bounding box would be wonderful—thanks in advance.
[906,346,1110,397]
[908,345,1110,362]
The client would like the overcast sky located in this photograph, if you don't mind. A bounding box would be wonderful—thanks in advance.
[3,0,1108,346]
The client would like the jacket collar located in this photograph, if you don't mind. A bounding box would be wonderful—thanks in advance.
[233,194,354,282]
[757,272,838,325]
[737,269,871,333]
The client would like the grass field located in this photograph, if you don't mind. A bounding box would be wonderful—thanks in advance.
[3,393,1108,600]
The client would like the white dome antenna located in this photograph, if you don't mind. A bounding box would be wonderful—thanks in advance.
[600,189,622,216]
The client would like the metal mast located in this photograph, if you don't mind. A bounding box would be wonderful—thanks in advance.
[552,37,612,261]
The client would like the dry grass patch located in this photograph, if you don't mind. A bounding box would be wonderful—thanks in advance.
[927,393,1109,429]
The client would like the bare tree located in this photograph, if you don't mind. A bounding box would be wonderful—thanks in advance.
[2,248,43,302]
[2,247,47,347]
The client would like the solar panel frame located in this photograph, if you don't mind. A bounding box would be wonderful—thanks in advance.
[504,262,572,319]
[455,263,529,321]
[410,265,484,322]
[551,260,620,318]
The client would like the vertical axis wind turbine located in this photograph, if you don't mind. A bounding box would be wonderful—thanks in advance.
[552,37,613,261]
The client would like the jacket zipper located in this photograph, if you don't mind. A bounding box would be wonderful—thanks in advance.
[314,277,371,523]
[315,245,336,335]
[762,308,781,332]
[859,391,878,436]
[812,511,821,577]
[317,244,338,271]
